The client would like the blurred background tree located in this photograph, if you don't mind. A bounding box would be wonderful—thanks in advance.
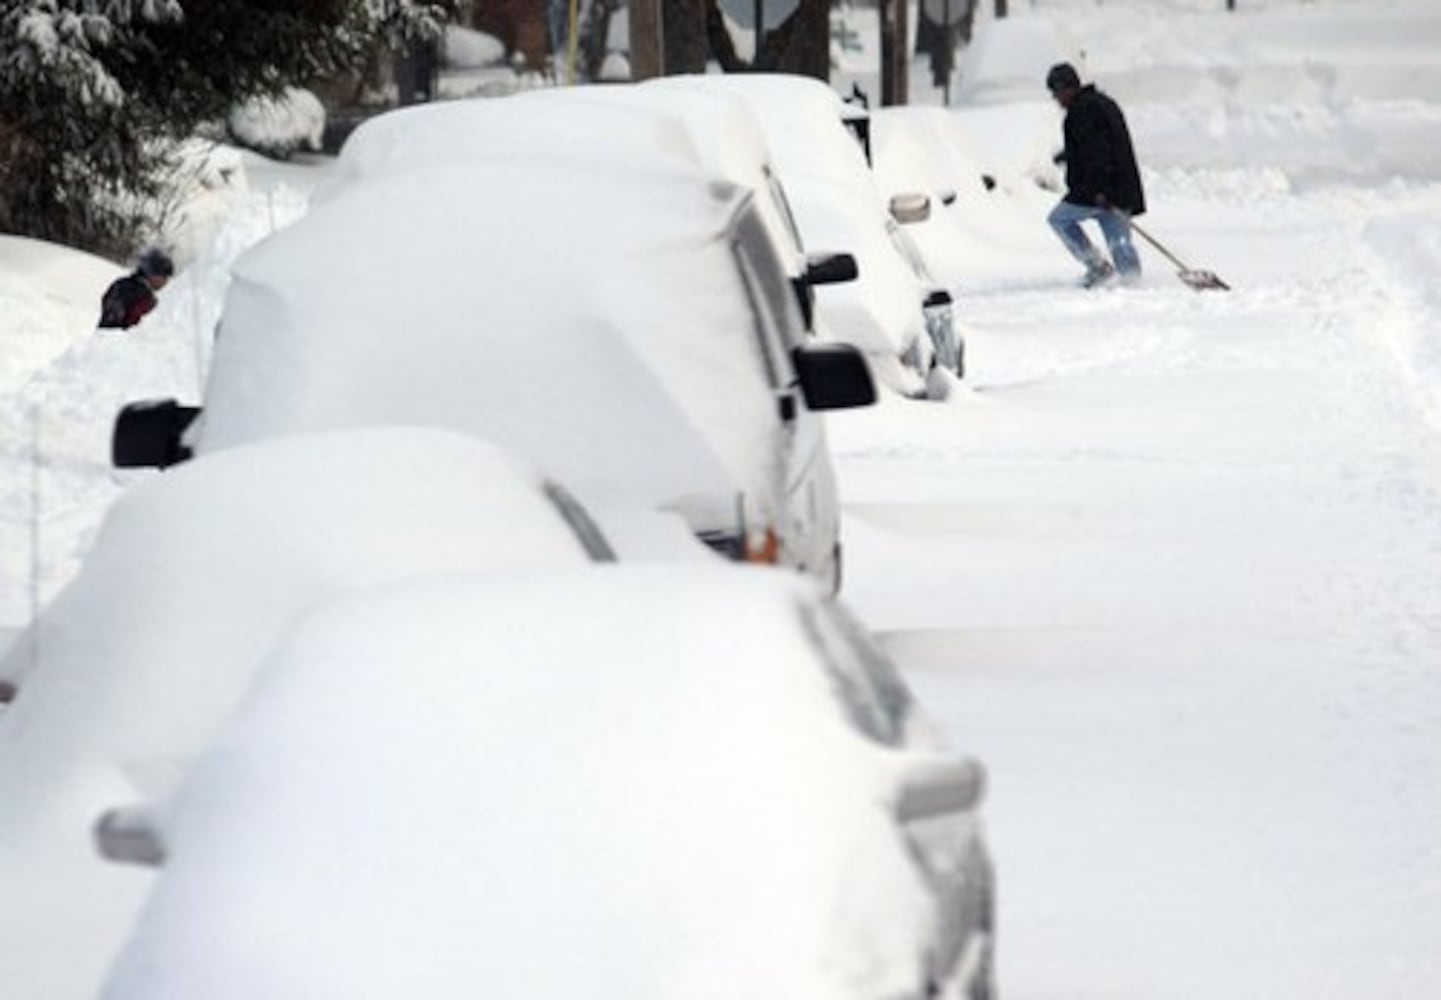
[0,0,449,258]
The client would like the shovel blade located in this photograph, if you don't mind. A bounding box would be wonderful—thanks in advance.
[1178,268,1230,291]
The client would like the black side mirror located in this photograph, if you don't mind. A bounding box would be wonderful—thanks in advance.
[792,343,876,411]
[94,806,166,867]
[804,252,859,287]
[112,399,201,469]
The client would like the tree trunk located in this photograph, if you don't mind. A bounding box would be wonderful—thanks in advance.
[663,0,709,74]
[630,0,665,78]
[879,0,906,104]
[702,0,829,80]
[763,0,830,79]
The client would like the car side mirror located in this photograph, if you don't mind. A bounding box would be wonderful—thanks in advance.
[94,805,166,867]
[889,192,932,225]
[895,755,986,822]
[112,399,201,469]
[791,343,876,411]
[804,252,859,287]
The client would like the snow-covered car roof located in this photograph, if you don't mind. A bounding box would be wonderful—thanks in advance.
[653,73,874,195]
[105,565,943,1000]
[325,86,807,270]
[320,88,713,202]
[576,82,809,258]
[0,428,607,1000]
[199,158,783,535]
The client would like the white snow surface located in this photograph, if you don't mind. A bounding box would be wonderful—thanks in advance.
[442,24,505,69]
[1,0,1440,996]
[226,86,325,158]
[204,158,782,537]
[0,428,601,999]
[103,567,934,1000]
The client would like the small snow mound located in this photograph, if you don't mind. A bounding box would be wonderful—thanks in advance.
[443,25,505,68]
[227,87,325,160]
[600,51,631,82]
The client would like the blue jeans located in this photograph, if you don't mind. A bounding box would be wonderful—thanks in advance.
[1048,200,1141,276]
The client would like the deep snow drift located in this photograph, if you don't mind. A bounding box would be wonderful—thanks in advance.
[1,1,1438,997]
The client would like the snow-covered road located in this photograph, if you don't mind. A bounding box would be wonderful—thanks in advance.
[833,2,1441,995]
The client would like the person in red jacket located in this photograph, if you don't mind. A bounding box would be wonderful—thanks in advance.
[98,247,174,330]
[1045,63,1146,288]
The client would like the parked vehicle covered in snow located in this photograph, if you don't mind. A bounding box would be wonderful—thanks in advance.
[102,565,996,1000]
[179,157,871,585]
[648,73,962,397]
[0,428,617,1000]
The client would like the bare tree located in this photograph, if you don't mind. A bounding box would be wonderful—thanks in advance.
[703,0,828,79]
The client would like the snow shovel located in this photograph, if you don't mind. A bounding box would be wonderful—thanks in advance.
[1127,217,1230,291]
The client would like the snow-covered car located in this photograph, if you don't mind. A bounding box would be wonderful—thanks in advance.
[533,83,865,332]
[311,89,865,573]
[870,104,1048,296]
[101,564,996,1000]
[142,156,872,588]
[326,86,813,272]
[0,428,620,1000]
[651,73,962,397]
[321,85,864,391]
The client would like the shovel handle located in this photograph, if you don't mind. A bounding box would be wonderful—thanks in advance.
[1125,218,1192,272]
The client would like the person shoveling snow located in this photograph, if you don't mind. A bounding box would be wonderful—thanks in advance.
[1044,62,1145,288]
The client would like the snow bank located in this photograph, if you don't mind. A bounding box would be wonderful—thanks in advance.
[0,155,323,631]
[443,25,505,68]
[0,236,122,394]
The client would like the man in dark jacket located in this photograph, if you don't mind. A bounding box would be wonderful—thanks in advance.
[98,247,173,330]
[1045,63,1145,287]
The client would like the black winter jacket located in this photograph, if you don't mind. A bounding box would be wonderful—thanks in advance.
[1062,85,1146,216]
[98,272,157,330]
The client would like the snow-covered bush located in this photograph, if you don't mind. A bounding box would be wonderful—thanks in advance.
[227,88,326,160]
[0,1,448,255]
[442,25,504,68]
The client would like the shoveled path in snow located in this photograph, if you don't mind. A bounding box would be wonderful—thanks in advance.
[829,181,1441,997]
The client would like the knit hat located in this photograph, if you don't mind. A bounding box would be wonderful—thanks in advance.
[137,247,175,278]
[1046,62,1081,93]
